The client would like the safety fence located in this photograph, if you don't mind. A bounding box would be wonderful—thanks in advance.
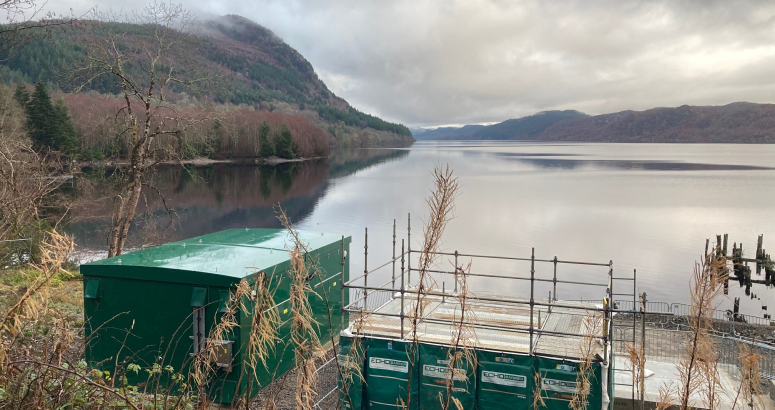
[614,300,772,327]
[612,326,775,380]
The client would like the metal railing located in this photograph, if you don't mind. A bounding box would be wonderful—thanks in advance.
[613,326,775,380]
[342,216,617,361]
[614,300,773,327]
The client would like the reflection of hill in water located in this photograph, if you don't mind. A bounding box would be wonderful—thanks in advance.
[68,148,410,249]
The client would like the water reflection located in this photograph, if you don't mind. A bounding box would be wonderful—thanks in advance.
[67,148,410,249]
[67,141,775,318]
[507,157,774,171]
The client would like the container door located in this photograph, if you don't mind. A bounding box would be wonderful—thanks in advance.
[191,287,208,353]
[364,340,418,410]
[418,344,476,410]
[476,357,532,410]
[537,358,601,410]
[338,336,364,410]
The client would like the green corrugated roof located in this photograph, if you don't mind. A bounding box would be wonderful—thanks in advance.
[81,229,348,286]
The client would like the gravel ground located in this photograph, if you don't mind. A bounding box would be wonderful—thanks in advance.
[614,313,775,344]
[246,349,340,410]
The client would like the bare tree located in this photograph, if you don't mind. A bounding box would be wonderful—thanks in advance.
[0,82,65,265]
[0,0,80,59]
[76,2,211,257]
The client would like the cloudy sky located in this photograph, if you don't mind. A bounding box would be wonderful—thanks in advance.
[50,0,775,128]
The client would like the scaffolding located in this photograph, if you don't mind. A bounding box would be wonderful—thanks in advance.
[305,217,775,410]
[325,216,655,410]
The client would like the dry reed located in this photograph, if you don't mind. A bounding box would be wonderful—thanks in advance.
[570,312,602,410]
[405,165,459,410]
[733,343,764,410]
[339,309,367,410]
[289,248,326,410]
[242,270,281,389]
[655,246,728,410]
[532,370,546,409]
[440,259,477,410]
[0,230,74,373]
[624,341,645,408]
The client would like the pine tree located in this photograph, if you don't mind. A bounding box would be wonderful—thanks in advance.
[13,83,29,108]
[258,120,275,157]
[52,99,78,154]
[26,81,57,150]
[275,124,295,159]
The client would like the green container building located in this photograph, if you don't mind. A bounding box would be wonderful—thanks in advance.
[81,228,351,403]
[338,296,612,410]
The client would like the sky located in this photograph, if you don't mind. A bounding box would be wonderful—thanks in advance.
[49,0,775,128]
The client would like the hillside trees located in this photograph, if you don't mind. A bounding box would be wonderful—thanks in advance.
[315,105,412,136]
[0,81,65,265]
[77,2,212,257]
[21,81,78,155]
[276,124,295,159]
[0,0,77,60]
[0,14,414,142]
[258,119,275,157]
[12,82,29,106]
[52,98,77,153]
[60,93,331,159]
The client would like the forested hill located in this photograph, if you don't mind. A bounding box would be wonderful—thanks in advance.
[414,110,588,140]
[536,103,775,143]
[416,104,775,143]
[0,15,413,146]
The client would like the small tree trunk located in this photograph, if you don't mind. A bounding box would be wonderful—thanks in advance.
[107,121,148,258]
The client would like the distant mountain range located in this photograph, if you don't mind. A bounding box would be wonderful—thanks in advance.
[414,103,775,143]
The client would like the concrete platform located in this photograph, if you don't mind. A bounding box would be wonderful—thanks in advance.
[613,357,775,410]
[347,288,605,360]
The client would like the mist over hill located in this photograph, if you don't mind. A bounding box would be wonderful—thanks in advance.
[0,15,414,148]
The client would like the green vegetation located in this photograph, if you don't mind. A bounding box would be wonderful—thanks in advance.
[275,124,295,159]
[23,81,78,155]
[315,105,412,136]
[0,19,413,142]
[258,120,275,157]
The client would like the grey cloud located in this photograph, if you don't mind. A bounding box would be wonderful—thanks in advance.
[48,0,775,127]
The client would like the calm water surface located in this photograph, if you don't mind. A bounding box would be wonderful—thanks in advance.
[70,141,775,316]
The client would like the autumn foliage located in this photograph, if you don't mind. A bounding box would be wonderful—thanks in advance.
[61,93,330,160]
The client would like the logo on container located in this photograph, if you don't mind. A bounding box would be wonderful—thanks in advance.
[481,371,526,388]
[423,365,465,381]
[369,357,409,373]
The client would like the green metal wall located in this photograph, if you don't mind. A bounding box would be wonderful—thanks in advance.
[236,244,348,401]
[340,336,609,410]
[83,234,349,404]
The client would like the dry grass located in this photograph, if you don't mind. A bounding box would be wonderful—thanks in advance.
[733,343,764,410]
[570,312,602,410]
[656,383,677,410]
[405,165,459,410]
[192,279,251,394]
[532,370,546,409]
[440,259,476,410]
[288,248,326,410]
[655,247,728,410]
[0,231,74,371]
[624,341,645,408]
[242,269,282,398]
[339,310,367,410]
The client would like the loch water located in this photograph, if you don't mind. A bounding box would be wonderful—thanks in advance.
[69,141,775,316]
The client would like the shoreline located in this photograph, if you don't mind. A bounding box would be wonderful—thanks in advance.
[77,155,326,169]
